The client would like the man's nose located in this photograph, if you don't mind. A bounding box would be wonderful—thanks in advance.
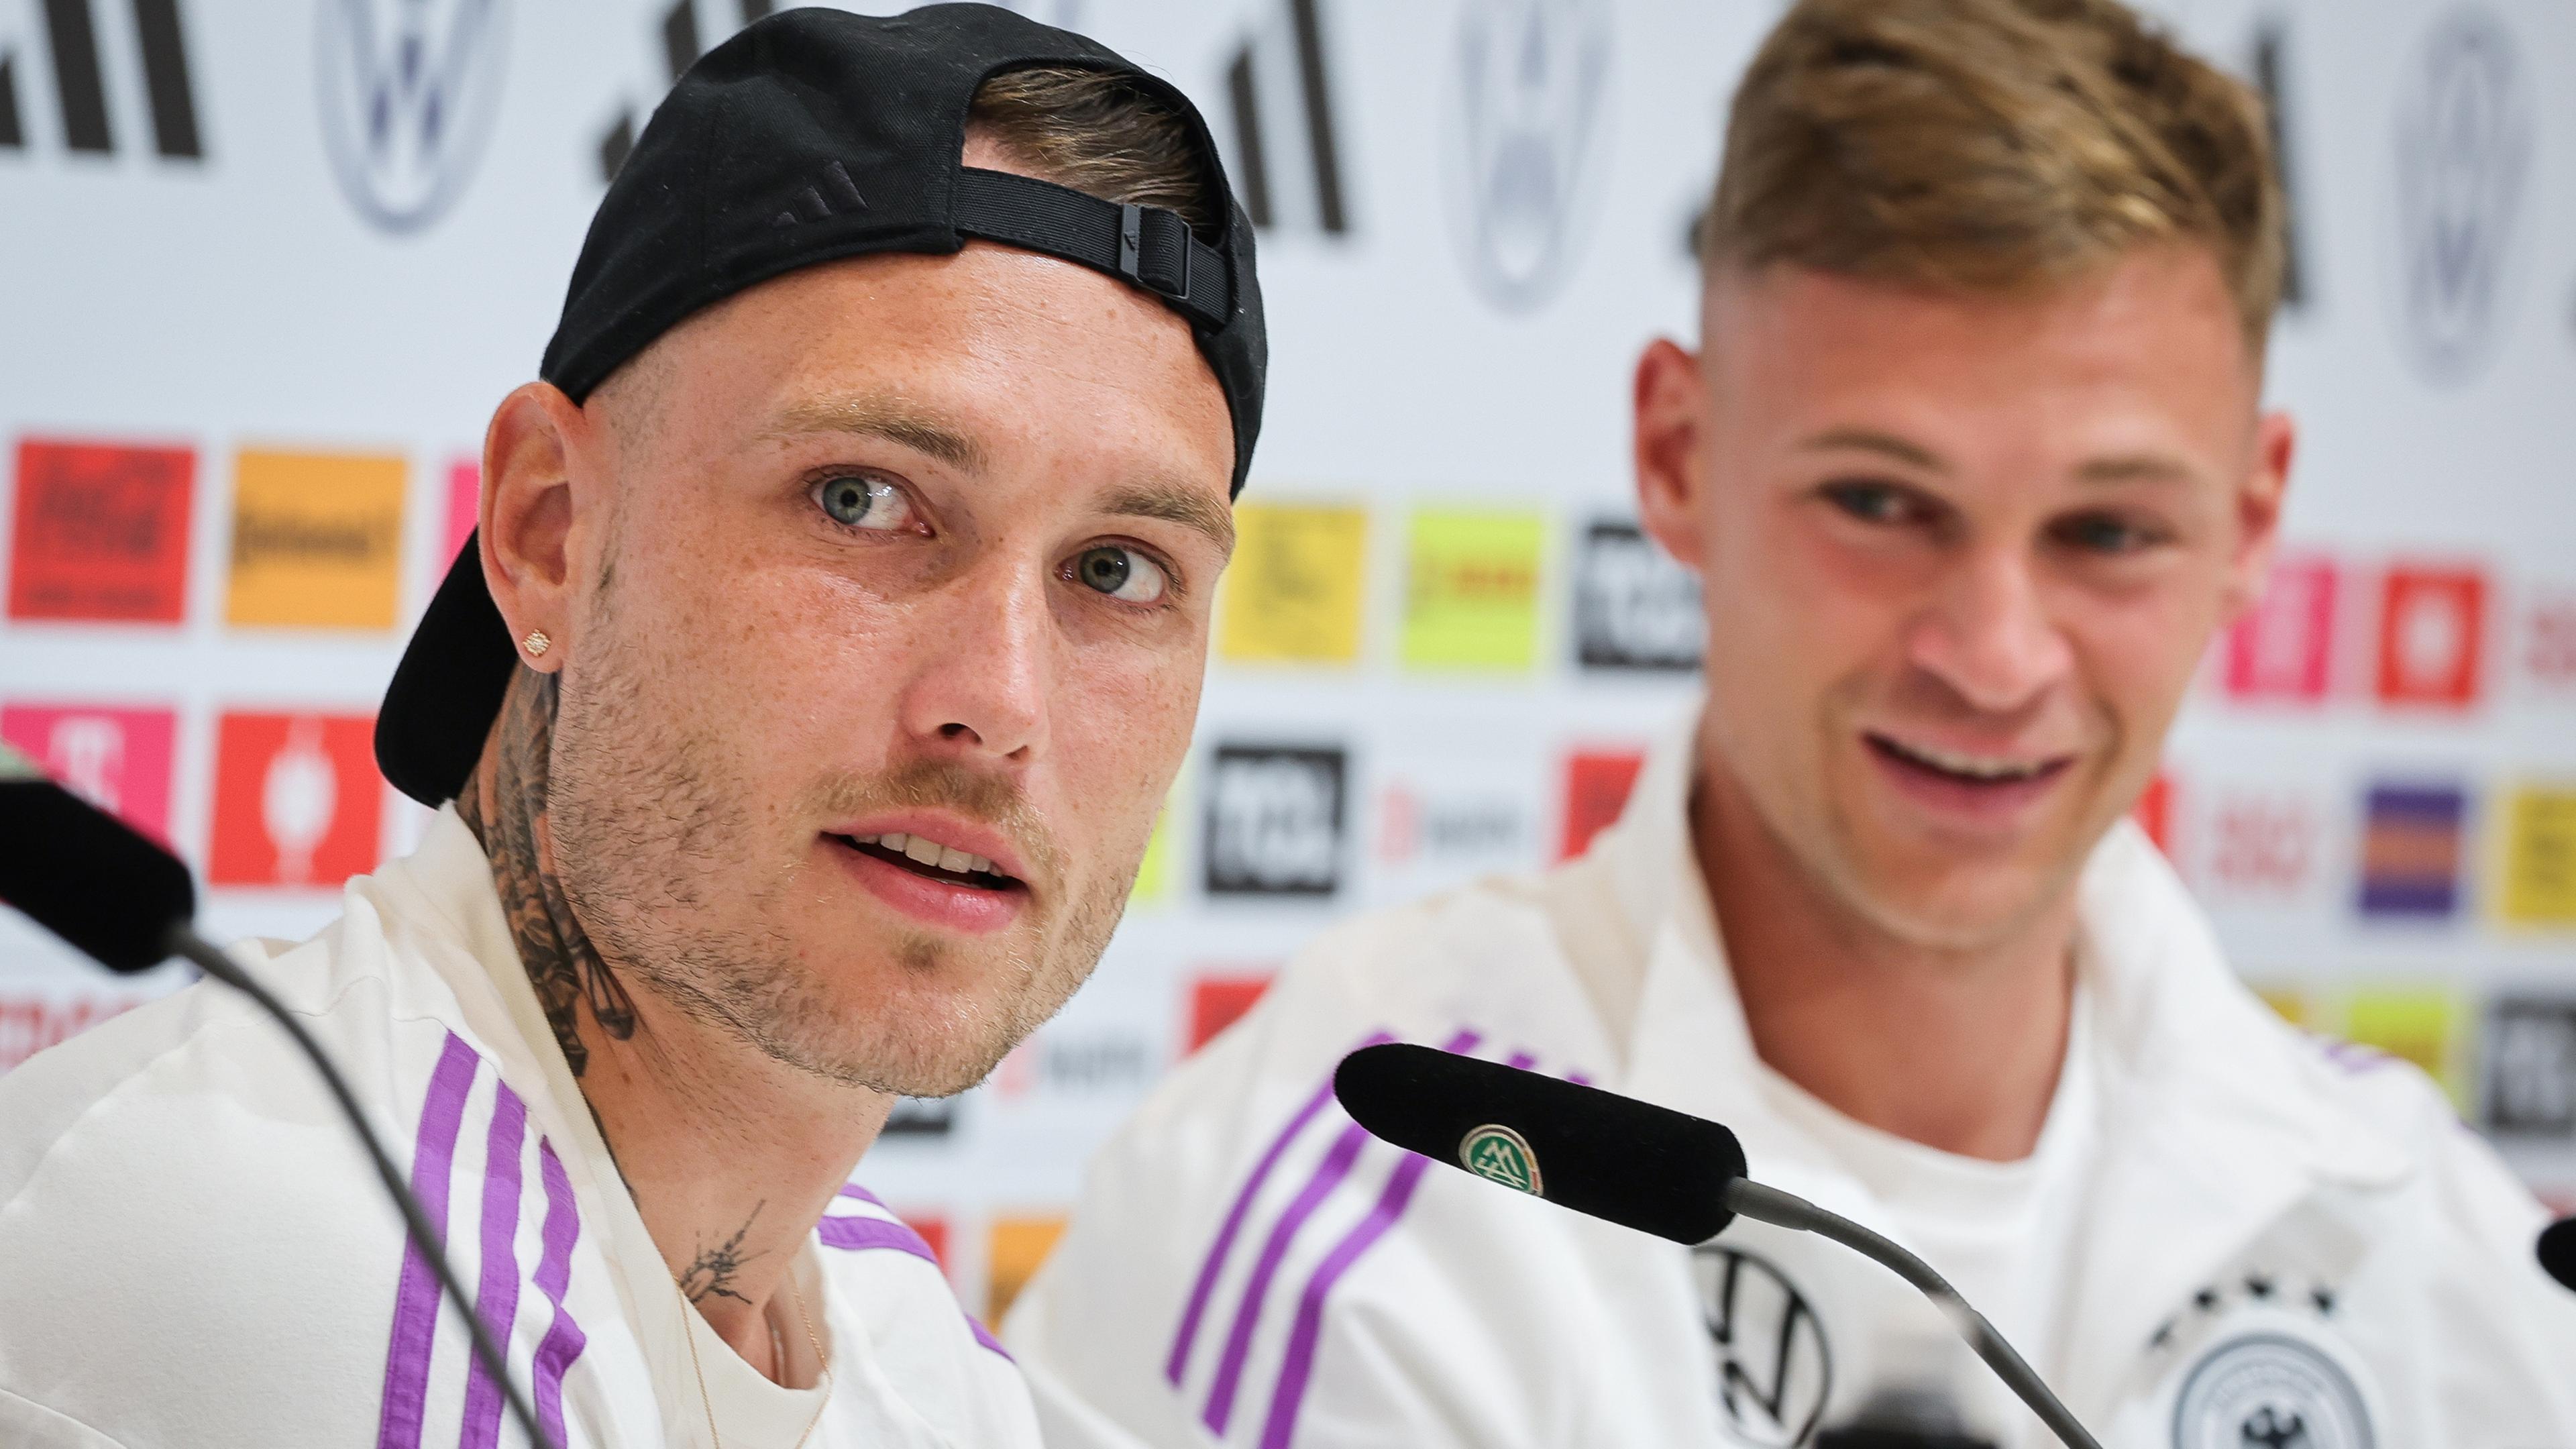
[894,562,1052,763]
[1904,545,2074,714]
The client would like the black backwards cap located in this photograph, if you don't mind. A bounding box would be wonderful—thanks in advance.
[377,3,1267,808]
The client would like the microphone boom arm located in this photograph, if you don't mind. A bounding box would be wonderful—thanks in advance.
[1721,1179,2103,1449]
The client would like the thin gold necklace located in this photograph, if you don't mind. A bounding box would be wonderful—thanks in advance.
[679,1276,831,1449]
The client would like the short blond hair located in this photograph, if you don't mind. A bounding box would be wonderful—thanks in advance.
[1703,0,2285,346]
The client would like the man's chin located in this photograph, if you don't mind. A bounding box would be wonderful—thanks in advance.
[1827,849,2084,955]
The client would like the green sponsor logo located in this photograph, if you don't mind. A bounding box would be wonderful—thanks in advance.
[1458,1124,1542,1196]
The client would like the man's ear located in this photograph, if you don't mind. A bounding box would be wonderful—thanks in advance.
[480,382,598,673]
[1633,337,1711,571]
[2218,409,2296,623]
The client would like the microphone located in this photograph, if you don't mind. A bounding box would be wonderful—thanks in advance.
[0,755,560,1449]
[2542,1218,2575,1292]
[1335,1042,2104,1449]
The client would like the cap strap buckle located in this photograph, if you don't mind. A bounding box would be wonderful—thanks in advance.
[954,166,1231,329]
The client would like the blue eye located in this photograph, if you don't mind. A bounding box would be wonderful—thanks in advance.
[816,474,916,532]
[1823,481,1917,524]
[2053,513,2161,554]
[1071,545,1168,604]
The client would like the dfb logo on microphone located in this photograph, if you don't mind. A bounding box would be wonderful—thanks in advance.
[1694,1246,1831,1448]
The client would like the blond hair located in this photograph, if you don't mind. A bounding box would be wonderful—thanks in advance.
[969,66,1225,238]
[1703,0,2284,345]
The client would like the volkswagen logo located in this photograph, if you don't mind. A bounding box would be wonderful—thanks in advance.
[316,0,511,234]
[1695,1245,1831,1447]
[1441,0,1615,315]
[2392,7,2529,383]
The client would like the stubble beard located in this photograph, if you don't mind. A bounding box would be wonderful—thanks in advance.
[545,606,1136,1101]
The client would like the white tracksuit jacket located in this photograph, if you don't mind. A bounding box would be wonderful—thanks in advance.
[1006,717,2576,1449]
[0,806,1040,1449]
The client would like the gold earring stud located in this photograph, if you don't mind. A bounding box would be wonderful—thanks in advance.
[522,629,551,658]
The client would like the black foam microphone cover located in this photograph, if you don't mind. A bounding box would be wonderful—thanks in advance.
[2541,1217,2576,1293]
[1334,1041,1748,1244]
[0,777,196,973]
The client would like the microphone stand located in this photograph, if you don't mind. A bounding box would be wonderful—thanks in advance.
[166,926,559,1449]
[1722,1179,2103,1449]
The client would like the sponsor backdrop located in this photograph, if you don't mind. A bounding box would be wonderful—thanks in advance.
[3,0,2573,1319]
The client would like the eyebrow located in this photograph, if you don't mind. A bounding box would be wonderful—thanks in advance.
[1799,427,2198,487]
[2072,452,2198,486]
[767,396,987,475]
[1796,427,1946,473]
[1102,480,1235,558]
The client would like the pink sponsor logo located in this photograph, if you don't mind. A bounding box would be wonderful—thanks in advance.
[2223,555,2337,702]
[443,458,479,561]
[0,704,178,843]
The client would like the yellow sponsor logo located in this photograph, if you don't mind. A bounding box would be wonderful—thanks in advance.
[985,1214,1068,1325]
[1403,507,1544,671]
[226,449,407,629]
[2339,985,2467,1108]
[2500,786,2576,926]
[1218,502,1369,665]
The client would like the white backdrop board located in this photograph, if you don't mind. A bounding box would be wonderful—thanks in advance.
[3,0,2573,1318]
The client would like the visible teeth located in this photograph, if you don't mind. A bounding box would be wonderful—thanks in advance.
[938,845,974,873]
[965,854,992,875]
[878,832,908,851]
[904,836,945,865]
[1896,739,2043,780]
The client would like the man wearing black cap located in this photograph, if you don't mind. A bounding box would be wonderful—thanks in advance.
[0,7,1262,1446]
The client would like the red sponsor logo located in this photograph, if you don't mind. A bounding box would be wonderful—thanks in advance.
[2207,790,2318,895]
[2132,771,2175,857]
[2376,565,2487,708]
[7,439,195,623]
[1186,971,1275,1052]
[908,1215,950,1274]
[1560,749,1645,861]
[2524,592,2576,690]
[2223,555,2337,702]
[207,712,383,888]
[0,994,150,1074]
[0,705,177,843]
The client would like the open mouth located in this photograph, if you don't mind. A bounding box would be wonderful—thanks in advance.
[828,831,1022,893]
[1864,733,2072,788]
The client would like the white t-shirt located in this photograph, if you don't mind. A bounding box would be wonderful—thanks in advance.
[1753,990,2099,1444]
[0,806,1040,1449]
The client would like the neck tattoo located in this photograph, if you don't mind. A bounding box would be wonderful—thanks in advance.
[456,665,638,1078]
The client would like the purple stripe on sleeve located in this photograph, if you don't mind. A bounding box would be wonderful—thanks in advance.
[1505,1050,1537,1071]
[458,1083,529,1449]
[836,1182,888,1210]
[1255,1034,1504,1449]
[374,1032,481,1449]
[818,1198,1010,1360]
[1200,1029,1481,1438]
[1166,1030,1395,1387]
[817,1213,938,1260]
[529,1140,587,1447]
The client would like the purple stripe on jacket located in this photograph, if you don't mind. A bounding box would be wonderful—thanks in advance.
[374,1032,481,1449]
[1254,1042,1525,1448]
[529,1140,586,1446]
[1200,1029,1481,1438]
[458,1083,529,1449]
[1167,1030,1396,1387]
[820,1186,1011,1361]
